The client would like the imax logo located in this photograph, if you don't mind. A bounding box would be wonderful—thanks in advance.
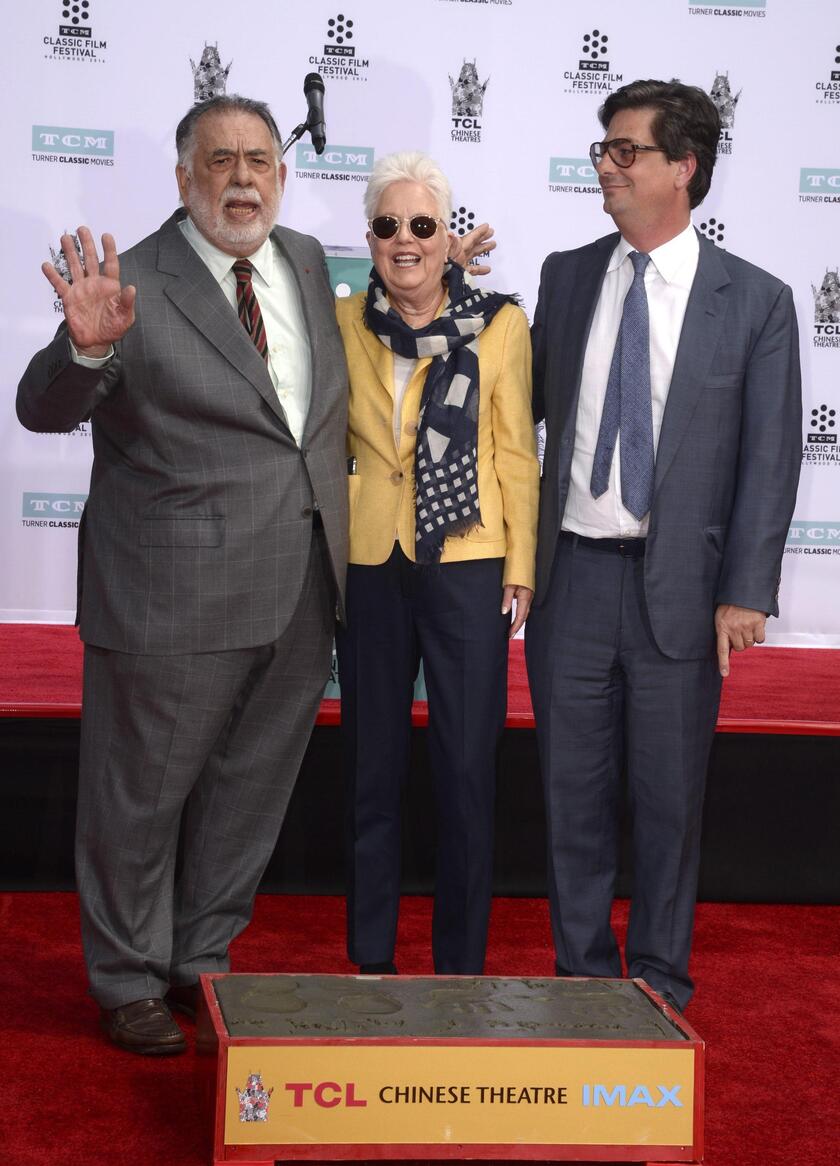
[787,523,840,546]
[582,1083,683,1108]
[549,157,597,184]
[33,126,114,155]
[22,492,87,517]
[295,144,373,172]
[799,168,840,192]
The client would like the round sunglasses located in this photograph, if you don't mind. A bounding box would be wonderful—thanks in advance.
[367,214,444,240]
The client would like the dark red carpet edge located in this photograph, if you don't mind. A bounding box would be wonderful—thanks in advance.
[2,624,840,733]
[0,894,837,1166]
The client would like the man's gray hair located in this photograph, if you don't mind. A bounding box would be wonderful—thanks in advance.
[363,151,452,222]
[175,94,283,171]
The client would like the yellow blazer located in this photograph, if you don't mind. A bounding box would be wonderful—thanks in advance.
[336,292,540,588]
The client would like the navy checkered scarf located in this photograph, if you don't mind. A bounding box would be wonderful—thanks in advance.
[364,261,517,564]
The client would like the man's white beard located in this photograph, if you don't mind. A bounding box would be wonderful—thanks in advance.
[188,180,281,253]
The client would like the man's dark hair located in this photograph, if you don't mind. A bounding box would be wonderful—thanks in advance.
[598,79,720,209]
[175,94,283,168]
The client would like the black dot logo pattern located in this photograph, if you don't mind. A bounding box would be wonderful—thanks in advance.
[835,44,840,65]
[327,14,354,45]
[582,30,608,60]
[450,207,475,237]
[810,405,836,433]
[699,217,725,244]
[61,0,90,23]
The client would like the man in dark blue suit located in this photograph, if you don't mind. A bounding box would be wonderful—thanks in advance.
[526,80,801,1011]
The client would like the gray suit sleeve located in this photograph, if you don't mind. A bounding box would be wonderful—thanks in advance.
[715,283,802,616]
[17,324,122,433]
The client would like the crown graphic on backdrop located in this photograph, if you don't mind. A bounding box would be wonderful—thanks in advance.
[450,60,489,118]
[191,43,232,103]
[710,71,741,129]
[812,269,840,325]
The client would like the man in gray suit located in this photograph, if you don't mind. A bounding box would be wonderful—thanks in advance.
[17,95,349,1053]
[526,80,801,1012]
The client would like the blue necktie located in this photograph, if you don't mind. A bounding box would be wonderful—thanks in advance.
[590,251,654,520]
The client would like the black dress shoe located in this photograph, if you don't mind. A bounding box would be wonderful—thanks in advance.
[100,997,186,1055]
[166,983,200,1020]
[358,961,398,975]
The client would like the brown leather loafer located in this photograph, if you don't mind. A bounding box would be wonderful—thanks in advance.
[100,997,186,1055]
[165,983,200,1020]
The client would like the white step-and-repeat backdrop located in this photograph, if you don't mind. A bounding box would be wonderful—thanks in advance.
[3,0,838,644]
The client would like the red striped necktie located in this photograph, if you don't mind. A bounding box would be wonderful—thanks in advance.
[232,258,269,362]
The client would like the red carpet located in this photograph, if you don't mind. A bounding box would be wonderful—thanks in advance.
[1,623,839,733]
[0,893,837,1166]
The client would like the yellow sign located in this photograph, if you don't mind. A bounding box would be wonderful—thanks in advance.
[225,1045,695,1147]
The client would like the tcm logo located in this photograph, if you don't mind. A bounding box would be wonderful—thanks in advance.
[582,1083,683,1108]
[285,1081,367,1108]
[33,125,114,156]
[22,492,87,517]
[799,168,840,192]
[786,524,840,546]
[295,144,373,172]
[549,158,597,184]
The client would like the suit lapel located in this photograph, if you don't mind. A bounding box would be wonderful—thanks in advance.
[157,212,293,434]
[554,235,615,439]
[654,233,732,491]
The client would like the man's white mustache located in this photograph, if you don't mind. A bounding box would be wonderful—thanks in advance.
[223,186,263,205]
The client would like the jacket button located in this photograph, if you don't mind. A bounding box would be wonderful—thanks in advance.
[301,506,313,518]
[389,470,404,484]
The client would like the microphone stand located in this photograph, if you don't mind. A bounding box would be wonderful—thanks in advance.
[281,119,323,157]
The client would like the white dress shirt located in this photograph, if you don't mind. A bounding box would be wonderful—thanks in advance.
[562,221,700,539]
[180,216,312,446]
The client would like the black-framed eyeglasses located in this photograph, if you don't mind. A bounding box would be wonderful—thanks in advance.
[367,214,443,240]
[589,139,668,169]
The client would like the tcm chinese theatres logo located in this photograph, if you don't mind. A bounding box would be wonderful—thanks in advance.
[563,28,622,95]
[236,1073,273,1122]
[191,43,231,102]
[47,234,83,313]
[44,0,107,63]
[450,60,489,143]
[812,267,840,348]
[309,13,369,81]
[710,71,741,155]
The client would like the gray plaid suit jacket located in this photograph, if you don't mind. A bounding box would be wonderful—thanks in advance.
[18,210,349,654]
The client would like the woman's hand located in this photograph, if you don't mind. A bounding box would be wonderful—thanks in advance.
[502,585,534,637]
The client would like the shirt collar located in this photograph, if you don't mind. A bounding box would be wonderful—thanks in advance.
[180,213,276,287]
[608,221,698,287]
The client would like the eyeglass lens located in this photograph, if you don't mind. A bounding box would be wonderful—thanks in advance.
[370,215,439,240]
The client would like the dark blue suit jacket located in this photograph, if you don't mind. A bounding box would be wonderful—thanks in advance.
[531,229,802,659]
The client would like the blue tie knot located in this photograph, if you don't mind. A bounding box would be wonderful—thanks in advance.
[630,250,651,277]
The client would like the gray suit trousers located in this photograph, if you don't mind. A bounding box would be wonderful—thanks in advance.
[76,531,334,1009]
[525,534,722,1010]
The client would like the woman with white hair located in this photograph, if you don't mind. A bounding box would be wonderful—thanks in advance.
[335,151,539,975]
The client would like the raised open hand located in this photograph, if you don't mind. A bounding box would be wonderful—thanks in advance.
[42,226,136,357]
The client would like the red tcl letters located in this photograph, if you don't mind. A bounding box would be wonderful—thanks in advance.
[285,1082,367,1108]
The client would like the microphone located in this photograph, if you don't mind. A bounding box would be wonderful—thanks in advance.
[304,73,326,154]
